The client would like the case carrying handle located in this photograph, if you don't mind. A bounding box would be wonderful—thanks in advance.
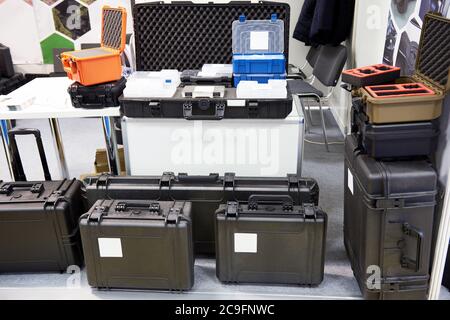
[247,194,294,210]
[8,128,52,181]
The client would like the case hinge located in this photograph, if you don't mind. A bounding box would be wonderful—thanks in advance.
[225,201,239,217]
[88,206,107,222]
[96,174,109,187]
[165,207,181,224]
[375,198,405,209]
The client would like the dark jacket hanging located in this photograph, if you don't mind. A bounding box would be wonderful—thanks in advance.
[293,0,355,46]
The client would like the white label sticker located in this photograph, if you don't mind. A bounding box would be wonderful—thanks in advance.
[98,238,123,258]
[250,31,269,50]
[227,99,246,107]
[234,233,257,253]
[347,168,354,195]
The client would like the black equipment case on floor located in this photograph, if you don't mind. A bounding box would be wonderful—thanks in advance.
[0,128,85,273]
[83,173,319,255]
[119,87,293,119]
[344,135,437,300]
[80,199,194,290]
[215,199,327,285]
[351,99,439,159]
[68,77,126,109]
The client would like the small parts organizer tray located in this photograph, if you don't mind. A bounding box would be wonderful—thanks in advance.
[60,6,127,86]
[359,13,450,124]
[342,64,400,87]
[133,1,290,71]
[365,82,435,99]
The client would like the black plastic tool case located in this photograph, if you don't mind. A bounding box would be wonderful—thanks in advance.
[133,1,290,71]
[344,135,437,300]
[80,199,194,290]
[0,179,85,273]
[83,173,319,255]
[120,87,293,119]
[68,77,126,109]
[0,73,25,95]
[351,99,439,159]
[216,199,327,285]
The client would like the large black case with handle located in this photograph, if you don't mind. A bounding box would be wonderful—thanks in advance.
[344,135,437,300]
[68,77,126,109]
[119,87,293,119]
[215,197,327,285]
[80,199,194,290]
[0,128,85,273]
[83,173,319,255]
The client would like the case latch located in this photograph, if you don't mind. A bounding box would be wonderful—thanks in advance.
[0,184,13,195]
[223,172,235,189]
[248,101,259,118]
[88,206,107,222]
[225,201,239,217]
[30,183,44,193]
[148,101,161,116]
[303,203,316,219]
[160,172,174,187]
[166,207,181,224]
[45,191,62,206]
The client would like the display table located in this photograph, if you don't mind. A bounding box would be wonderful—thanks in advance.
[0,77,121,179]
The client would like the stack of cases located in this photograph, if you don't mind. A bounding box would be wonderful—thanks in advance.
[232,14,286,87]
[0,43,25,95]
[64,6,127,108]
[343,13,450,300]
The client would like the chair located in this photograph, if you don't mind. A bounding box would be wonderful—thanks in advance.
[297,45,321,80]
[288,45,348,151]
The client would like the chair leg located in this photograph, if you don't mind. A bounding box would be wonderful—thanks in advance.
[298,96,311,133]
[306,98,314,127]
[318,98,329,152]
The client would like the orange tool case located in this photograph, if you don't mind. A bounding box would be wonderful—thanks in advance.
[60,6,127,86]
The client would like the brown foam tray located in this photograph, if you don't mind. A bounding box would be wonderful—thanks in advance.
[365,82,435,99]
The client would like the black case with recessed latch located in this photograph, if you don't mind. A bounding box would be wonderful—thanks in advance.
[0,179,85,273]
[83,173,319,255]
[68,77,126,109]
[215,197,327,285]
[344,134,437,300]
[119,87,293,119]
[80,199,194,290]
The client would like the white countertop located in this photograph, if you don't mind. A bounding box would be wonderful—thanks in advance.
[0,77,120,120]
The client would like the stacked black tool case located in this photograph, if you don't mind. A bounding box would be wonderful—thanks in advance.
[120,1,292,120]
[215,198,327,285]
[344,135,437,300]
[0,128,85,273]
[68,77,126,109]
[80,199,194,290]
[83,173,319,255]
[0,43,25,95]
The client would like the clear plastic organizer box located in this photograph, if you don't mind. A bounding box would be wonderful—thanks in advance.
[232,14,285,74]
